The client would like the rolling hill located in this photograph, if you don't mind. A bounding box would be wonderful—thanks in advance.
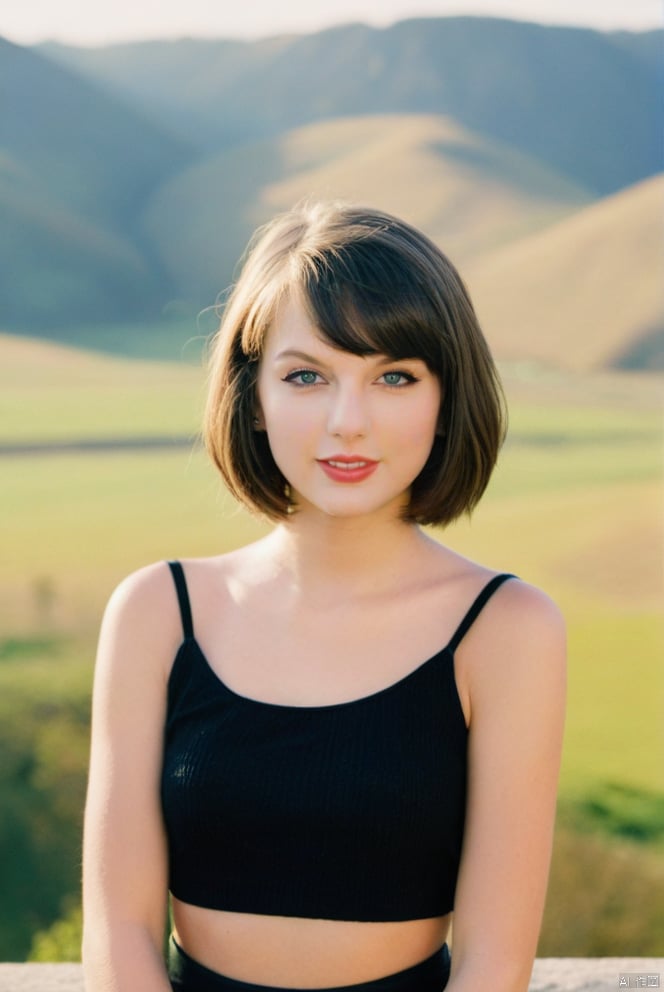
[0,36,193,327]
[1,36,191,228]
[0,17,660,365]
[0,159,163,327]
[139,112,591,306]
[466,173,664,371]
[41,17,661,195]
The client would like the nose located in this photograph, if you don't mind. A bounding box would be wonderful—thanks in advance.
[326,383,370,439]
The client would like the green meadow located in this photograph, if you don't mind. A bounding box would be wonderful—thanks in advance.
[1,335,662,957]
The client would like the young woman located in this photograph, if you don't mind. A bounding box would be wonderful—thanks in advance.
[82,202,566,992]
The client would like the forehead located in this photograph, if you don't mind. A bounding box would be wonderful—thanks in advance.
[261,293,316,353]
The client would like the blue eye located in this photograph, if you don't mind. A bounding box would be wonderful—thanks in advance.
[380,371,418,386]
[283,369,322,385]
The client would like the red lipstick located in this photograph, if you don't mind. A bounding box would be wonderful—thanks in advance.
[317,455,379,484]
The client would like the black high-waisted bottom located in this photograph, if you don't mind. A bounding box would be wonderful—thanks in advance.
[168,938,451,992]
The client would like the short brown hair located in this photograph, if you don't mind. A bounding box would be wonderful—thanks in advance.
[204,200,506,526]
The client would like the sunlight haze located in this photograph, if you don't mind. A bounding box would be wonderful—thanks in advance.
[1,0,661,46]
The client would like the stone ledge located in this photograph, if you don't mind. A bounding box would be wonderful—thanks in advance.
[0,958,661,991]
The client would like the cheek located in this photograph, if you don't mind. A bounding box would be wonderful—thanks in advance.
[391,396,440,444]
[261,407,316,477]
[264,405,314,443]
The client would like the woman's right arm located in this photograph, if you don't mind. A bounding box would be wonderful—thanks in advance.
[82,563,179,991]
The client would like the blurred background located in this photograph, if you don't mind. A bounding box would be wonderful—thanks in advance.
[0,0,662,963]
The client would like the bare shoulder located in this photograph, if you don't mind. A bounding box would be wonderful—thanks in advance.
[485,576,566,648]
[105,544,271,652]
[174,535,283,608]
[458,576,566,723]
[105,559,177,614]
[103,560,181,630]
[96,560,184,687]
[428,544,565,650]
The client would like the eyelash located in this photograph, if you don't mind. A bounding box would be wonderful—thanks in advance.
[282,369,420,387]
[380,370,419,387]
[282,368,323,386]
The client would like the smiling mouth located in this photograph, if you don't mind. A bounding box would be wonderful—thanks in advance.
[317,457,379,483]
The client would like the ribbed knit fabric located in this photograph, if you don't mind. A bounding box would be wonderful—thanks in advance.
[161,564,514,922]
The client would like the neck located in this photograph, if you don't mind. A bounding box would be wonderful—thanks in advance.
[264,507,436,603]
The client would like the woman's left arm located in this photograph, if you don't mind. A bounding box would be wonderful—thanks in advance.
[448,581,567,992]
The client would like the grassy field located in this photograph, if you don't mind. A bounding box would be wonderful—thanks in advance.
[0,331,208,443]
[0,335,662,955]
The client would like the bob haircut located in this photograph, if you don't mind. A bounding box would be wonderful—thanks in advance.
[204,200,506,526]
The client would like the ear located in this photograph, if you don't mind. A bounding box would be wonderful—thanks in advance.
[252,408,266,431]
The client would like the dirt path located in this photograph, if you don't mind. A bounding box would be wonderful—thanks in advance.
[0,436,195,456]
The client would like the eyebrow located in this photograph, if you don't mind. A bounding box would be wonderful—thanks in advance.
[273,349,326,364]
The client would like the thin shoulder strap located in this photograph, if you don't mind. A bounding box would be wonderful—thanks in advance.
[167,560,194,640]
[447,573,516,653]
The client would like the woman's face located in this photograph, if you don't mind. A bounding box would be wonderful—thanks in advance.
[256,293,442,522]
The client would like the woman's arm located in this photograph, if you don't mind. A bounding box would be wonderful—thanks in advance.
[448,581,567,992]
[82,563,179,992]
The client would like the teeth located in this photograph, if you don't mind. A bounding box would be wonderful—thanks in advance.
[328,460,367,469]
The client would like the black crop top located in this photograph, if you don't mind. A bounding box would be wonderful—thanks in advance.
[161,562,515,922]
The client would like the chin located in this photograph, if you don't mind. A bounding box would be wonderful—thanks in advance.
[296,493,408,521]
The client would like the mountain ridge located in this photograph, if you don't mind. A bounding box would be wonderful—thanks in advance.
[0,17,659,365]
[39,17,661,194]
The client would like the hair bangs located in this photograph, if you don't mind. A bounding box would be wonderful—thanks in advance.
[297,241,443,371]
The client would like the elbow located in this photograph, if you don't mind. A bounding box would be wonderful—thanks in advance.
[81,924,111,989]
[81,917,166,989]
[81,917,107,963]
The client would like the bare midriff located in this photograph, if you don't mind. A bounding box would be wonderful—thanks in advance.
[172,898,451,988]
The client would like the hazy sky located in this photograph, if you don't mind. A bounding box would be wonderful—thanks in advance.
[2,0,661,46]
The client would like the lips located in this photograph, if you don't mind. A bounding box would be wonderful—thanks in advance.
[317,455,379,483]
